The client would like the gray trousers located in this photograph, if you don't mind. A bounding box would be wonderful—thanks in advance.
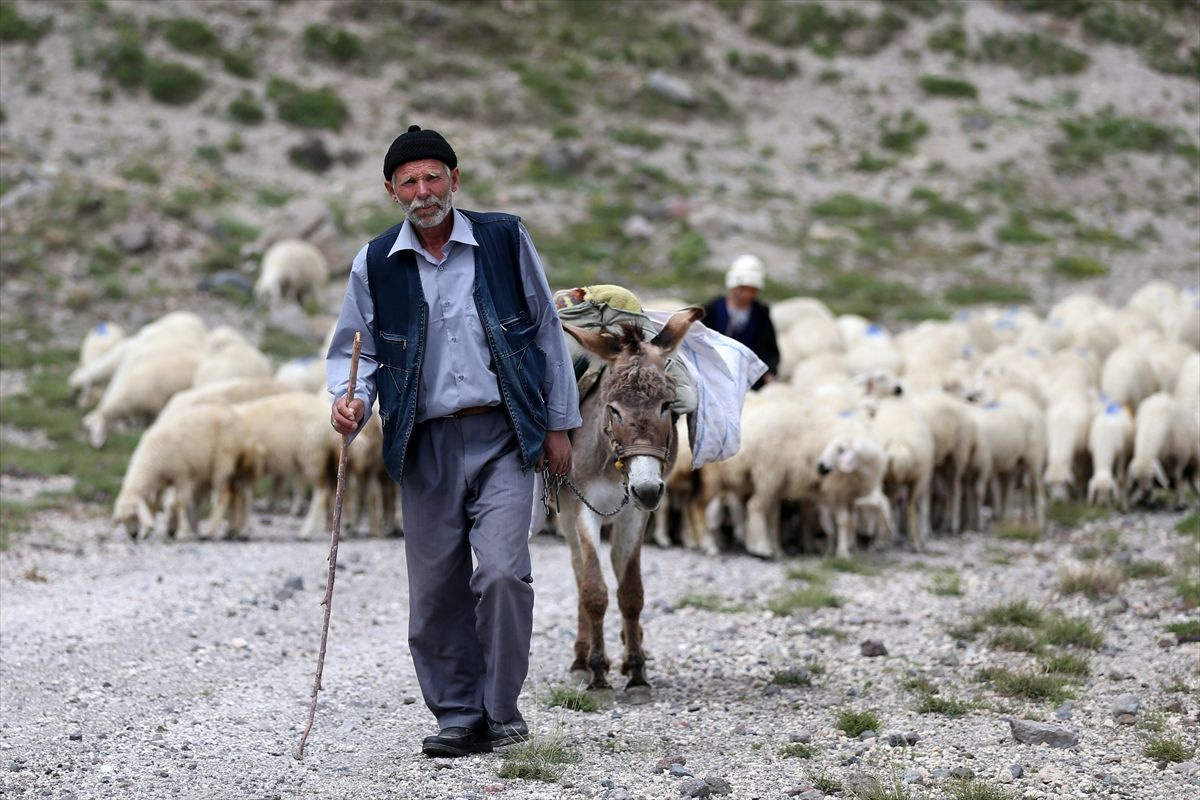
[401,409,535,730]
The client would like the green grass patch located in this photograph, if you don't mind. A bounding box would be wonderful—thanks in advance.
[609,125,666,150]
[302,23,364,65]
[927,22,967,58]
[1052,255,1109,280]
[228,90,265,125]
[946,779,1015,800]
[162,16,220,56]
[1176,576,1200,608]
[821,555,879,575]
[767,583,843,614]
[0,3,52,43]
[259,326,318,360]
[813,271,940,323]
[515,61,577,116]
[497,737,580,781]
[1121,559,1170,580]
[770,667,814,687]
[1039,616,1104,650]
[1059,563,1123,600]
[835,708,882,737]
[1074,226,1137,250]
[978,31,1089,76]
[96,33,147,88]
[546,686,601,712]
[977,600,1044,629]
[0,500,36,551]
[1052,106,1196,172]
[989,627,1042,653]
[726,49,799,80]
[975,667,1074,704]
[779,742,817,758]
[997,213,1052,245]
[1048,499,1112,526]
[1165,620,1200,641]
[1039,652,1091,677]
[919,75,977,99]
[910,187,978,230]
[267,77,349,131]
[879,109,929,154]
[143,60,207,105]
[995,522,1040,542]
[1175,512,1199,538]
[944,281,1032,306]
[930,569,962,596]
[1143,736,1195,763]
[915,693,974,717]
[747,1,905,57]
[676,592,744,613]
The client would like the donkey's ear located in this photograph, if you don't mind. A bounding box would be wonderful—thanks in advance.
[563,323,623,361]
[649,306,704,355]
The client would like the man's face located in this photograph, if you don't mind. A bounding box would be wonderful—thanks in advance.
[385,159,459,229]
[729,285,759,308]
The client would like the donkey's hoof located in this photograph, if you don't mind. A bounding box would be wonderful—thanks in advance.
[621,684,652,705]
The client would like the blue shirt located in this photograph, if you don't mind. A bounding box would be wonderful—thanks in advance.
[327,208,581,432]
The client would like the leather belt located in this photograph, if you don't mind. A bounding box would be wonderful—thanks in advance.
[443,405,496,419]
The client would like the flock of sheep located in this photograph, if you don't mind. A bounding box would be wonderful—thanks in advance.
[67,250,1199,561]
[655,279,1200,559]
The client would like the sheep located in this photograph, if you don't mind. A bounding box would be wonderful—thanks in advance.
[192,341,273,387]
[1086,400,1134,510]
[770,296,836,334]
[73,322,128,406]
[969,390,1045,530]
[1127,279,1180,318]
[1100,343,1160,412]
[254,238,329,308]
[1175,353,1200,414]
[82,348,204,448]
[869,394,935,551]
[1127,392,1200,507]
[158,377,295,422]
[909,390,977,535]
[1170,292,1199,348]
[1070,316,1121,364]
[1138,332,1195,395]
[789,352,852,392]
[845,324,903,377]
[652,417,716,555]
[68,311,206,406]
[300,412,401,540]
[1042,390,1095,502]
[972,345,1048,407]
[814,424,891,558]
[775,303,844,379]
[274,355,330,393]
[112,405,263,539]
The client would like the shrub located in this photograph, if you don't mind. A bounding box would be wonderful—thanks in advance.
[997,213,1051,245]
[546,686,600,712]
[978,31,1089,76]
[96,35,147,88]
[1143,736,1195,763]
[995,522,1040,541]
[222,48,256,79]
[767,584,843,614]
[1165,620,1200,641]
[947,780,1015,800]
[1059,564,1123,600]
[143,60,207,105]
[303,23,364,65]
[1121,559,1170,579]
[228,90,265,125]
[915,693,973,716]
[610,126,665,150]
[1177,512,1200,538]
[919,75,978,99]
[162,17,220,56]
[880,109,929,153]
[0,3,52,43]
[1052,107,1189,172]
[1039,616,1104,649]
[836,708,882,737]
[780,742,817,758]
[989,627,1041,653]
[975,667,1073,704]
[944,282,1032,306]
[497,737,579,781]
[930,570,962,596]
[770,668,814,687]
[1040,652,1091,677]
[927,23,967,58]
[267,77,349,131]
[726,49,799,80]
[978,599,1043,629]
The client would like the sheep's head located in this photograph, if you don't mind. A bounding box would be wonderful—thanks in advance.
[113,494,155,540]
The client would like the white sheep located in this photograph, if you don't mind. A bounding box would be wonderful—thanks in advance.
[1042,389,1095,502]
[845,324,903,377]
[1174,353,1200,414]
[73,322,128,407]
[969,390,1045,530]
[254,238,329,307]
[653,417,716,555]
[1127,392,1200,506]
[1100,342,1161,413]
[83,349,204,448]
[1127,279,1180,318]
[112,405,263,539]
[274,356,328,393]
[158,377,295,422]
[1138,332,1195,395]
[192,341,273,387]
[1086,400,1134,510]
[1170,291,1199,348]
[910,390,977,535]
[69,311,206,406]
[869,394,934,551]
[814,423,891,558]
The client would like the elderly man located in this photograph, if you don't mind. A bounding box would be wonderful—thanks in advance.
[703,254,780,389]
[327,125,580,757]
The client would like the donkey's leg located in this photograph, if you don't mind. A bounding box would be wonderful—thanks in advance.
[610,512,648,689]
[559,500,611,688]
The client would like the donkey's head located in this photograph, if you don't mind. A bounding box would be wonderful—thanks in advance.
[564,306,703,511]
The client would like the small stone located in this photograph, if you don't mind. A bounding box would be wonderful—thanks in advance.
[841,756,860,766]
[669,764,693,778]
[655,754,685,774]
[949,767,974,780]
[230,637,248,650]
[858,729,877,740]
[1157,633,1176,648]
[702,776,732,795]
[762,684,782,697]
[606,790,636,800]
[903,769,924,785]
[402,696,417,705]
[887,734,907,748]
[114,223,154,254]
[905,732,920,746]
[788,732,812,744]
[844,770,880,796]
[860,639,888,657]
[1009,764,1024,779]
[1039,765,1066,785]
[1110,693,1141,718]
[937,651,960,667]
[1170,761,1200,777]
[67,732,82,742]
[1054,701,1074,720]
[1008,718,1079,748]
[678,777,710,798]
[996,766,1014,784]
[931,768,951,780]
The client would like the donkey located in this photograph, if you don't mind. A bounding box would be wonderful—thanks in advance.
[557,307,703,692]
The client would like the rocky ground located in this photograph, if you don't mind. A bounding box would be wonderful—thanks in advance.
[0,503,1197,800]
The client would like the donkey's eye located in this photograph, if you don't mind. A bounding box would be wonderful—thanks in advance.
[607,405,622,422]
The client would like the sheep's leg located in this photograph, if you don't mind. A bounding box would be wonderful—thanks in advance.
[651,503,672,549]
[834,505,854,559]
[172,482,197,538]
[611,513,649,690]
[906,482,925,552]
[298,482,330,540]
[684,492,719,557]
[744,495,777,560]
[948,464,964,535]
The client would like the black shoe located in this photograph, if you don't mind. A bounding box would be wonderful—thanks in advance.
[421,726,492,757]
[486,716,530,748]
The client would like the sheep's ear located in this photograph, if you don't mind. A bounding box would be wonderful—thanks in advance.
[563,324,623,361]
[649,306,704,356]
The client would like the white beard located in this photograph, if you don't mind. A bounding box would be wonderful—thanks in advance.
[402,194,452,229]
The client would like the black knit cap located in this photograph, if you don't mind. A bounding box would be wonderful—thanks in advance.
[383,125,458,179]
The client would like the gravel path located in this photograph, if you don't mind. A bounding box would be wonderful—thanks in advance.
[0,507,1197,800]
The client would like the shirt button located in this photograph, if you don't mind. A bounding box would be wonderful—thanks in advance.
[456,375,465,382]
[450,337,458,343]
[442,301,451,308]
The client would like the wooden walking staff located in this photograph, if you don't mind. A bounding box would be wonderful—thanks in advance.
[294,331,361,760]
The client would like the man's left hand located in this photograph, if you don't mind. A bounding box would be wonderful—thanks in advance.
[537,430,572,476]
